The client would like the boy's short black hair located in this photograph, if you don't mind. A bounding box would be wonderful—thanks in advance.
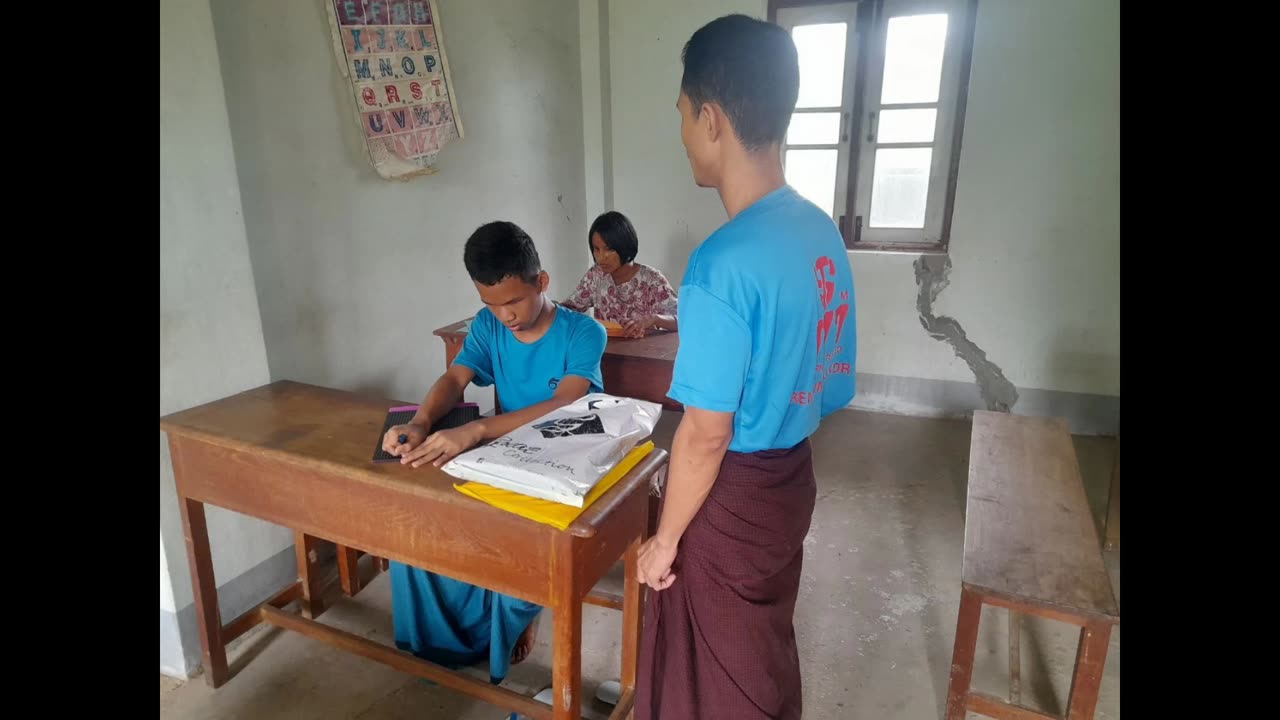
[681,14,799,151]
[588,211,640,265]
[463,221,542,286]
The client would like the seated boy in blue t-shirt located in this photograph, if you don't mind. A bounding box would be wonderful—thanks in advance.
[381,220,607,681]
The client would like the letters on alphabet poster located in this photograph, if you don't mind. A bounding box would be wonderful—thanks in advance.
[326,0,463,179]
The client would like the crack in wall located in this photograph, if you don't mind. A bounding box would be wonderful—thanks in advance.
[913,255,1019,412]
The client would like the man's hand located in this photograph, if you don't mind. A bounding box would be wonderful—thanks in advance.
[383,423,428,458]
[638,407,733,592]
[637,535,678,591]
[399,422,485,468]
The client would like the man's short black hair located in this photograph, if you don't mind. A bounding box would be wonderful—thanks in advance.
[463,221,542,286]
[681,14,799,151]
[588,211,640,265]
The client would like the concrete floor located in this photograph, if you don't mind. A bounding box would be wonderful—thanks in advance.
[160,409,1120,719]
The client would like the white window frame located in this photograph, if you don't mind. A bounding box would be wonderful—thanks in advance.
[778,3,861,222]
[774,0,978,253]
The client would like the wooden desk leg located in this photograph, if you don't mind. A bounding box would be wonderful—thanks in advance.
[1008,610,1021,704]
[295,532,325,619]
[178,496,229,687]
[1066,621,1112,720]
[1103,451,1119,552]
[646,494,659,540]
[337,544,361,596]
[944,587,982,720]
[360,550,387,578]
[552,537,583,720]
[621,536,642,696]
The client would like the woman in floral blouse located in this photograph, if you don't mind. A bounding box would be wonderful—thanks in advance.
[563,211,679,337]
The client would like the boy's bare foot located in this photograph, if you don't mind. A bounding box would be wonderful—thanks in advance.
[511,615,540,664]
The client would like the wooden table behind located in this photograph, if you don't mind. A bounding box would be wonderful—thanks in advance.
[434,319,681,410]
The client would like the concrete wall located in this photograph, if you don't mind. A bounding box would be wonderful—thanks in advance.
[160,0,297,678]
[211,0,588,412]
[582,0,1120,433]
[158,0,1115,676]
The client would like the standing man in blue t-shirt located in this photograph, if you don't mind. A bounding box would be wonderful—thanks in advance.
[382,221,606,683]
[635,15,856,720]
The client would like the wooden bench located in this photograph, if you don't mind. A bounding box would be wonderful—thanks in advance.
[945,411,1120,720]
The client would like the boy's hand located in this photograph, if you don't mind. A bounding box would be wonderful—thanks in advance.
[400,422,485,468]
[383,423,427,457]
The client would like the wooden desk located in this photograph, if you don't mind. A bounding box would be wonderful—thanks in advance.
[433,319,682,410]
[160,381,666,720]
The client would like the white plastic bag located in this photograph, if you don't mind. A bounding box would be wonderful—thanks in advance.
[442,393,662,506]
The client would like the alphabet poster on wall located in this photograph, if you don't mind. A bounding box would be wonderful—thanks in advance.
[325,0,463,180]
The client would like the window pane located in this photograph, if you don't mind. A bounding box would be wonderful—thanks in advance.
[876,108,937,143]
[785,149,838,218]
[787,112,841,145]
[870,147,932,228]
[793,24,847,108]
[880,14,948,105]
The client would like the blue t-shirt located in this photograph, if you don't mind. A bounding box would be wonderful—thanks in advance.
[669,185,856,453]
[453,304,606,413]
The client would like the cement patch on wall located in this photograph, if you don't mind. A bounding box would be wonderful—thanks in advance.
[913,255,1020,412]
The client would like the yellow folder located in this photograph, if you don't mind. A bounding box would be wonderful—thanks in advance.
[453,442,655,531]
